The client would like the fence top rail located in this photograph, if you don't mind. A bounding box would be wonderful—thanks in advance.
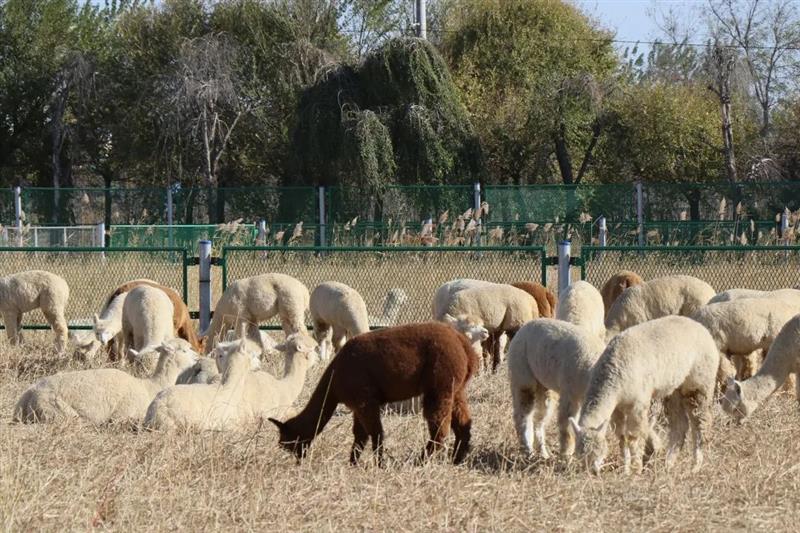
[0,246,189,253]
[581,245,800,254]
[222,245,547,253]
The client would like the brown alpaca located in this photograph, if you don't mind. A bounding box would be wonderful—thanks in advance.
[511,281,556,318]
[269,322,479,466]
[106,280,201,352]
[600,270,644,316]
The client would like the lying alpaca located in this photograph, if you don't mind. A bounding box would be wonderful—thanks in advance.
[269,322,480,465]
[144,334,322,430]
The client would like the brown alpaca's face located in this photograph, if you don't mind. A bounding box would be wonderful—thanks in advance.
[270,418,312,460]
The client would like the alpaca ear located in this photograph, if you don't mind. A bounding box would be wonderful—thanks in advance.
[128,348,140,360]
[442,313,457,325]
[727,377,742,399]
[569,417,582,434]
[93,313,101,325]
[268,417,285,431]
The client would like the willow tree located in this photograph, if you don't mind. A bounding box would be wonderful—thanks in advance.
[290,37,483,220]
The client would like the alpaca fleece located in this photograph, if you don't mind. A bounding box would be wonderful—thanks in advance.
[269,322,480,465]
[13,339,197,424]
[573,316,720,474]
[600,270,643,316]
[723,314,800,422]
[556,281,606,340]
[507,319,606,458]
[122,286,175,374]
[106,279,201,351]
[0,270,69,353]
[605,275,715,338]
[511,281,557,318]
[310,281,369,353]
[203,273,309,353]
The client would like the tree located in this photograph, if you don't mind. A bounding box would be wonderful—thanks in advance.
[440,0,618,185]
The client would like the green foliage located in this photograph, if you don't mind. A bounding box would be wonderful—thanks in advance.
[291,37,483,198]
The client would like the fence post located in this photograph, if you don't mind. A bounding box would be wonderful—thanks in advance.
[473,182,482,245]
[781,208,790,245]
[318,186,327,247]
[33,227,38,247]
[96,222,105,246]
[558,240,572,294]
[256,219,267,246]
[598,216,607,247]
[635,181,644,247]
[198,240,212,333]
[166,186,174,248]
[14,186,22,246]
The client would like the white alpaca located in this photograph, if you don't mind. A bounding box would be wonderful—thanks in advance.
[555,281,605,340]
[723,315,800,422]
[605,275,715,339]
[369,288,409,327]
[143,335,324,431]
[0,270,69,354]
[691,298,798,379]
[432,279,495,321]
[122,286,175,374]
[203,273,310,353]
[310,281,369,354]
[444,285,539,371]
[570,316,720,474]
[13,339,198,424]
[507,319,606,458]
[708,288,800,304]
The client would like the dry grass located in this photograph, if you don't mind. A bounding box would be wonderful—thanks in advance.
[2,334,800,531]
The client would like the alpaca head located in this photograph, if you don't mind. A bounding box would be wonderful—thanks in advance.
[570,417,609,475]
[443,314,489,344]
[212,339,261,374]
[721,377,755,423]
[381,288,409,321]
[93,313,116,344]
[268,417,311,460]
[155,339,200,374]
[275,333,324,367]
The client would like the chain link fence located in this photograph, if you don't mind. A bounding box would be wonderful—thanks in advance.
[0,248,188,329]
[221,246,547,328]
[580,246,800,292]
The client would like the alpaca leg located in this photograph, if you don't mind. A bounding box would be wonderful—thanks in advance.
[511,385,536,455]
[557,397,580,458]
[480,337,493,372]
[624,404,649,474]
[349,417,370,465]
[450,389,472,464]
[683,392,711,471]
[42,307,68,355]
[422,394,453,460]
[3,310,20,345]
[352,406,384,466]
[331,327,346,352]
[663,393,689,469]
[741,350,761,380]
[531,385,554,459]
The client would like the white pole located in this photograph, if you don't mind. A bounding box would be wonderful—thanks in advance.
[256,220,267,245]
[33,227,38,247]
[558,240,572,294]
[636,181,644,247]
[14,186,22,246]
[416,0,427,39]
[598,216,607,247]
[63,227,67,247]
[198,240,212,333]
[318,186,326,247]
[166,187,174,248]
[781,208,790,245]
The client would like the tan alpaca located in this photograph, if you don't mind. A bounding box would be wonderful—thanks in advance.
[0,270,69,354]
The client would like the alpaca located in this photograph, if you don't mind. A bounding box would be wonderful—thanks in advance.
[121,286,175,374]
[268,322,479,465]
[511,281,557,318]
[0,270,69,354]
[310,281,369,354]
[368,288,409,327]
[600,271,643,317]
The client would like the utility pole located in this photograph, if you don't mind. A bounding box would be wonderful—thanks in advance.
[415,0,426,39]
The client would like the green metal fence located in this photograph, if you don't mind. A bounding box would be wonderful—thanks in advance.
[0,247,188,330]
[580,245,800,292]
[108,224,258,250]
[221,245,547,327]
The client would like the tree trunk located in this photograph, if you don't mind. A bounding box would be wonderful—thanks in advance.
[554,123,574,185]
[50,78,69,225]
[575,121,603,185]
[721,97,738,182]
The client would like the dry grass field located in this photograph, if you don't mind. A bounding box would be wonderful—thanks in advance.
[2,333,800,531]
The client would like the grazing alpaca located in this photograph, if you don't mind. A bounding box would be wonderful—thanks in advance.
[0,270,69,354]
[310,281,370,354]
[269,322,479,465]
[368,288,409,327]
[600,271,643,317]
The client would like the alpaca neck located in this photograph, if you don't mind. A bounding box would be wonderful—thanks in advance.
[101,293,126,321]
[278,351,310,398]
[149,356,183,389]
[380,297,403,325]
[579,370,621,430]
[741,326,799,406]
[287,364,339,441]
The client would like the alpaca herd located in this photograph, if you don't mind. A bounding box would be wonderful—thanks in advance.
[7,266,800,475]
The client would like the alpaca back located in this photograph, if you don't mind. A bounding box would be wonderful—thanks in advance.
[691,298,798,353]
[447,285,537,331]
[600,271,643,315]
[511,281,556,318]
[0,270,70,313]
[310,282,369,335]
[123,286,175,358]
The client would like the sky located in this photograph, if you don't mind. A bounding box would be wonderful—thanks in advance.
[572,0,704,43]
